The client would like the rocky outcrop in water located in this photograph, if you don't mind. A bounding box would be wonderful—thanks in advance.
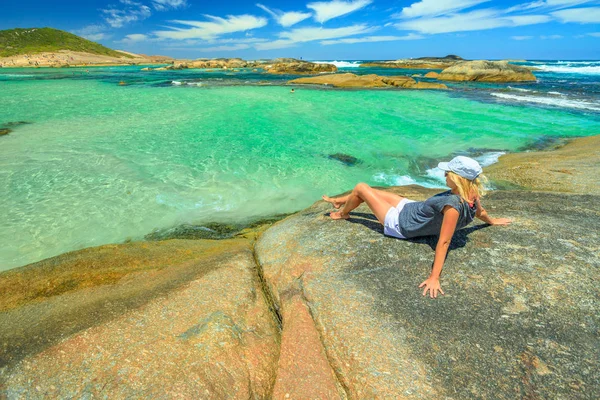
[263,59,337,74]
[437,60,536,82]
[288,73,448,89]
[360,55,464,70]
[142,58,337,75]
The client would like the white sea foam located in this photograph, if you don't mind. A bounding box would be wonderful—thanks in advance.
[475,152,506,167]
[535,64,600,75]
[491,92,600,111]
[425,168,446,183]
[1,74,34,78]
[312,60,362,68]
[547,91,563,95]
[556,60,600,65]
[186,82,203,86]
[171,80,183,85]
[507,86,534,93]
[373,172,444,188]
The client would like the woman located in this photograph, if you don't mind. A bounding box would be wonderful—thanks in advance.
[323,156,511,299]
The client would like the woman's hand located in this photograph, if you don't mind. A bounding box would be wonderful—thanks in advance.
[492,218,512,226]
[419,277,444,298]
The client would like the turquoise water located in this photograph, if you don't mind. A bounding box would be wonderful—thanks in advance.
[1,66,599,270]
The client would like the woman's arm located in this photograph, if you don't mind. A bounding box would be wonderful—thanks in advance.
[419,205,458,298]
[475,198,511,225]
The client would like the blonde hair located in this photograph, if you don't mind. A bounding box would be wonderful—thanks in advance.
[447,172,487,203]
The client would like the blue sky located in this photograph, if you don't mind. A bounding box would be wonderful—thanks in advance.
[2,0,599,59]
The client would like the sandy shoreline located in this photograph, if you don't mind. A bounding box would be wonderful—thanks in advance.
[0,50,172,68]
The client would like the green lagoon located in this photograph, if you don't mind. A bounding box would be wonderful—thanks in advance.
[1,67,599,270]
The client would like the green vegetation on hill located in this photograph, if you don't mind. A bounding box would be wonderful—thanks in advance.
[0,27,132,58]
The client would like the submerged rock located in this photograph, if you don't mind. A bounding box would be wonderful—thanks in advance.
[144,215,290,241]
[0,128,10,136]
[328,153,360,166]
[438,60,536,82]
[145,222,242,241]
[2,121,31,128]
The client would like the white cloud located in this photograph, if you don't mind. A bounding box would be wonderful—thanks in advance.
[152,0,188,11]
[102,0,152,28]
[540,34,564,38]
[154,14,268,40]
[254,24,375,50]
[123,33,149,42]
[256,4,312,27]
[321,33,424,45]
[551,7,600,22]
[395,9,551,34]
[279,24,376,41]
[587,31,600,36]
[72,25,109,41]
[512,35,534,40]
[398,0,490,19]
[307,0,372,23]
[254,40,298,50]
[506,0,596,13]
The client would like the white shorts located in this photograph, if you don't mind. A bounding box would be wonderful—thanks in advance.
[383,198,416,239]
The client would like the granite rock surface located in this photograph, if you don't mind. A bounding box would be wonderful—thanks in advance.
[486,135,600,194]
[1,238,280,399]
[438,60,536,82]
[360,55,464,70]
[289,73,448,89]
[256,186,599,399]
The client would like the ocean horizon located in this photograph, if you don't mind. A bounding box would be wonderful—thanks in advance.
[1,59,599,270]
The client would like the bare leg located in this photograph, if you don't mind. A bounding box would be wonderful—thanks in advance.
[330,183,400,224]
[324,188,405,209]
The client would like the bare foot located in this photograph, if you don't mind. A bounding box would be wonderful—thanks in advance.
[329,211,349,220]
[322,195,343,209]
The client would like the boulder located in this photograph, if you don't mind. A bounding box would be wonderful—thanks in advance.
[1,238,280,398]
[289,73,448,90]
[255,186,599,399]
[424,71,439,79]
[265,60,337,75]
[438,60,536,82]
[360,56,463,70]
[187,58,251,69]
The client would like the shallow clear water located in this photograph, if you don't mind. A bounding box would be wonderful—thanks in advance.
[1,65,599,270]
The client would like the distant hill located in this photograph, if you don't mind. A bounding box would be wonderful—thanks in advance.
[0,27,132,58]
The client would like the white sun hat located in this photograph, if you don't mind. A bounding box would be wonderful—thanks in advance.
[438,156,483,181]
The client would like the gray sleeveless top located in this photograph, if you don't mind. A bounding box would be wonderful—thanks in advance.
[398,191,477,238]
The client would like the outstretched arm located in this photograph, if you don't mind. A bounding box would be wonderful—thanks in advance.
[475,198,511,225]
[419,205,458,298]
